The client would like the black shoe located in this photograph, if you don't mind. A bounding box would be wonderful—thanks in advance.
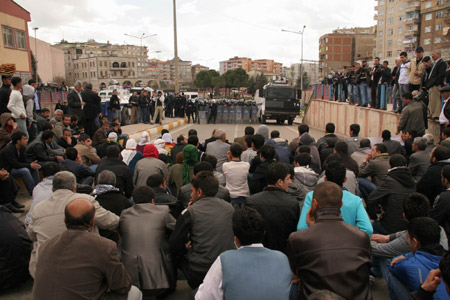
[5,203,24,213]
[12,201,25,208]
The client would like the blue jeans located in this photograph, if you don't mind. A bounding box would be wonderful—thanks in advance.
[392,84,401,111]
[15,118,28,138]
[371,256,390,282]
[139,107,149,123]
[230,196,246,205]
[358,178,376,200]
[358,83,370,106]
[119,134,129,148]
[11,167,39,195]
[387,272,411,300]
[398,84,409,112]
[89,164,98,173]
[348,84,357,104]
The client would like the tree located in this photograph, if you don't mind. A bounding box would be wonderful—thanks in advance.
[52,76,66,86]
[194,70,220,93]
[295,72,310,90]
[211,76,226,96]
[30,51,41,83]
[247,73,268,96]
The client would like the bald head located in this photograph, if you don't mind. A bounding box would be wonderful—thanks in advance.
[64,199,95,231]
[312,182,343,208]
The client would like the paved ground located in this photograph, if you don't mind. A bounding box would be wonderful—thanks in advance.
[0,117,389,300]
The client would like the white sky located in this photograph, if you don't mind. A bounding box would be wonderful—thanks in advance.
[17,0,376,69]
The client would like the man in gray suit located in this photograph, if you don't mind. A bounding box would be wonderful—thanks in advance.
[408,137,431,182]
[67,81,85,125]
[205,129,230,173]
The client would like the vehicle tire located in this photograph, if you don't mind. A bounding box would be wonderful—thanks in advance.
[288,118,293,125]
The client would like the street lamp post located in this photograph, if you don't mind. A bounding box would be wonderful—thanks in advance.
[173,0,179,93]
[282,26,306,95]
[32,27,39,83]
[124,33,157,87]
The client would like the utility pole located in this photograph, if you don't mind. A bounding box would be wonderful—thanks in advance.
[282,26,306,96]
[173,0,179,93]
[32,27,39,83]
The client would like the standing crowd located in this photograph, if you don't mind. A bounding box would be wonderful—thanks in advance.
[324,48,449,121]
[3,72,450,299]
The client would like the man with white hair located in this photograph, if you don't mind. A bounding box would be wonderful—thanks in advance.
[425,50,447,120]
[205,129,230,173]
[27,171,119,278]
[67,80,85,124]
[423,133,436,154]
[50,109,63,126]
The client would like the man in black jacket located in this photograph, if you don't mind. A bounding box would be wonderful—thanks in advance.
[247,162,300,253]
[426,50,447,119]
[376,61,392,110]
[108,89,121,123]
[431,165,450,242]
[0,75,11,115]
[370,57,382,108]
[249,144,276,195]
[95,145,133,198]
[81,83,101,138]
[0,131,41,196]
[59,147,95,185]
[25,130,64,165]
[146,173,177,217]
[439,86,450,132]
[418,146,450,205]
[367,154,416,234]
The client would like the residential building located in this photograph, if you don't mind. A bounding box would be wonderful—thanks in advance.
[29,37,65,84]
[292,61,320,86]
[53,39,148,89]
[169,58,193,85]
[191,64,209,80]
[148,59,171,85]
[219,57,252,74]
[219,56,283,76]
[0,0,32,81]
[420,0,450,58]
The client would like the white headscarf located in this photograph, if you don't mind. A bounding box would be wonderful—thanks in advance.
[139,132,150,146]
[121,139,138,165]
[162,133,173,144]
[154,138,168,155]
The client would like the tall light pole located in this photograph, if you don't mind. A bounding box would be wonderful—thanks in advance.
[173,0,179,93]
[124,33,157,86]
[32,27,39,83]
[282,26,306,93]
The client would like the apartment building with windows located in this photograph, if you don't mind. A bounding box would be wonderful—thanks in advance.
[420,0,450,57]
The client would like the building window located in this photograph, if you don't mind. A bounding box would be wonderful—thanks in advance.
[398,4,403,10]
[425,1,432,8]
[16,30,26,50]
[388,39,393,46]
[387,51,393,57]
[425,26,432,33]
[380,0,385,4]
[99,61,102,67]
[379,10,384,15]
[398,39,403,45]
[388,7,394,13]
[425,13,432,20]
[437,0,443,4]
[379,20,384,25]
[435,37,442,44]
[398,27,403,34]
[378,30,384,36]
[388,29,394,35]
[388,17,394,24]
[424,38,431,45]
[2,26,15,48]
[399,15,403,21]
[436,11,444,18]
[436,24,443,31]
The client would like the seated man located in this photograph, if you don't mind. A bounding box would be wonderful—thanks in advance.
[388,217,447,300]
[351,138,372,168]
[146,173,177,217]
[293,153,318,192]
[370,193,448,283]
[169,171,234,289]
[431,165,450,241]
[298,161,373,237]
[25,162,61,226]
[196,207,292,299]
[60,147,95,185]
[54,114,71,140]
[247,162,300,253]
[96,145,134,198]
[97,132,123,159]
[33,198,141,300]
[120,186,176,298]
[0,131,41,197]
[249,144,276,195]
[56,128,77,149]
[92,120,109,147]
[0,204,32,292]
[27,171,119,278]
[74,133,100,168]
[176,162,230,217]
[25,130,64,165]
[367,154,416,234]
[287,181,372,300]
[358,143,390,200]
[409,137,431,182]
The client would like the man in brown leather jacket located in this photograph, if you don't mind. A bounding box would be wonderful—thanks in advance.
[287,181,372,300]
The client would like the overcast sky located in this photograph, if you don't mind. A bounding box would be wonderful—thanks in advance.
[17,0,376,69]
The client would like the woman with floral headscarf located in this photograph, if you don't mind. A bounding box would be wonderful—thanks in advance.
[162,132,175,155]
[136,132,150,153]
[167,144,198,195]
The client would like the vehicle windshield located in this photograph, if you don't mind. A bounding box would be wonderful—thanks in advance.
[266,87,296,99]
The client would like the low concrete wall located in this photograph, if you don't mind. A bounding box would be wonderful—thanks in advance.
[303,98,440,139]
[128,119,186,142]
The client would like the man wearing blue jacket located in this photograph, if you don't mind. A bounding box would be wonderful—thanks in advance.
[388,217,448,300]
[297,160,373,237]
